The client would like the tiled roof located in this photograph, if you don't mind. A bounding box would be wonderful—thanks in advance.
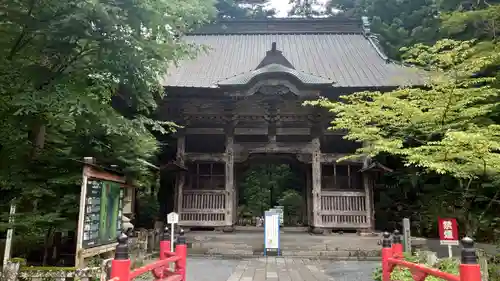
[162,19,425,88]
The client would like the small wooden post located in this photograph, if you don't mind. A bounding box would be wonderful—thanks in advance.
[3,201,16,267]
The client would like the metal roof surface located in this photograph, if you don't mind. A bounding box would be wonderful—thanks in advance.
[162,34,425,88]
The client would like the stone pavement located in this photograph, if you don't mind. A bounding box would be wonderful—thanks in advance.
[186,257,378,281]
[187,231,381,258]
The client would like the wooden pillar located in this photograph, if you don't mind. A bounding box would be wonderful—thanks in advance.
[363,173,375,231]
[306,165,312,226]
[224,128,235,229]
[311,137,323,233]
[176,134,185,214]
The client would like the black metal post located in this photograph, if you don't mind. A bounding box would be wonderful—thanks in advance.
[461,237,477,264]
[393,230,402,244]
[115,232,129,260]
[382,232,392,248]
[177,228,186,245]
[162,226,170,241]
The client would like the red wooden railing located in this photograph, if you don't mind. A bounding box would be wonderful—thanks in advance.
[381,231,482,281]
[109,229,187,281]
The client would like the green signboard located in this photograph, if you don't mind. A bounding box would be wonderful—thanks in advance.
[82,179,124,248]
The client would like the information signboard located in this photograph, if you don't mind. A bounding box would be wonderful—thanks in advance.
[82,179,124,248]
[272,206,284,226]
[264,210,280,256]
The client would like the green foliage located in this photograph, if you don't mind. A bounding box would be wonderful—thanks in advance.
[0,0,216,261]
[238,164,302,224]
[216,0,276,18]
[135,191,160,229]
[306,39,500,179]
[288,0,322,17]
[277,190,304,225]
[488,252,500,281]
[372,252,459,281]
[326,0,440,59]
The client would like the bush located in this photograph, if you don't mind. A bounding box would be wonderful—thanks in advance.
[489,253,500,281]
[372,252,459,281]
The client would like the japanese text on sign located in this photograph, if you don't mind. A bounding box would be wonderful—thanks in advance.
[438,218,459,246]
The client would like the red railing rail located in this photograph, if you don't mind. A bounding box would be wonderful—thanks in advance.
[109,228,187,281]
[381,230,482,281]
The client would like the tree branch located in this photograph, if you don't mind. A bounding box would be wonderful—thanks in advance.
[8,0,37,60]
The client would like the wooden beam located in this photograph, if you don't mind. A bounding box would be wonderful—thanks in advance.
[235,127,268,135]
[185,128,225,134]
[311,137,322,228]
[276,127,310,135]
[183,127,341,136]
[185,153,225,162]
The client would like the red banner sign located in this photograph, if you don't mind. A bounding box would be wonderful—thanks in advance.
[438,218,459,245]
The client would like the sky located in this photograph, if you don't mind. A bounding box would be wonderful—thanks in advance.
[268,0,329,17]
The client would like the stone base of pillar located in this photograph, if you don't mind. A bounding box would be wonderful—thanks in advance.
[309,226,324,235]
[222,225,235,233]
[357,229,377,237]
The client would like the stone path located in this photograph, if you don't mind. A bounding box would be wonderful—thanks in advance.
[185,257,378,281]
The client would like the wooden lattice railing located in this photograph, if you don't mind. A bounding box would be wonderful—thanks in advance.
[179,190,226,226]
[320,191,370,228]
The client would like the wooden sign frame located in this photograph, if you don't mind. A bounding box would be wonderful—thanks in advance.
[75,159,126,268]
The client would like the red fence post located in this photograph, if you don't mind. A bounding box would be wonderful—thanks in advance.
[381,232,393,281]
[460,237,481,281]
[111,233,131,281]
[392,230,403,259]
[160,226,171,259]
[175,229,187,281]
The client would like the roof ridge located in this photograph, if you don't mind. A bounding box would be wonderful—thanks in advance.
[214,17,360,23]
[189,17,363,35]
[361,16,390,63]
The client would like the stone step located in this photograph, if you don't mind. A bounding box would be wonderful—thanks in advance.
[187,243,381,259]
[190,242,375,252]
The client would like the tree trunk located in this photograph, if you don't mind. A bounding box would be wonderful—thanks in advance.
[42,227,54,266]
[30,120,46,158]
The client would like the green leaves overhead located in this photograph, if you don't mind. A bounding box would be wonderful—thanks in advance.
[305,39,500,179]
[0,0,215,242]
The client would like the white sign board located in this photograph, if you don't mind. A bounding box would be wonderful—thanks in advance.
[167,212,179,224]
[167,212,179,253]
[264,210,280,254]
[273,206,284,226]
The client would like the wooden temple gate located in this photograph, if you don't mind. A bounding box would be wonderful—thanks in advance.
[155,16,421,232]
[162,93,378,232]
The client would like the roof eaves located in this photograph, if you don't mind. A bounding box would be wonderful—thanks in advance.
[216,64,335,87]
[188,31,365,35]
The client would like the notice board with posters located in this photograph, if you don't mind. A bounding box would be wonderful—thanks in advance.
[75,158,126,267]
[82,179,124,248]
